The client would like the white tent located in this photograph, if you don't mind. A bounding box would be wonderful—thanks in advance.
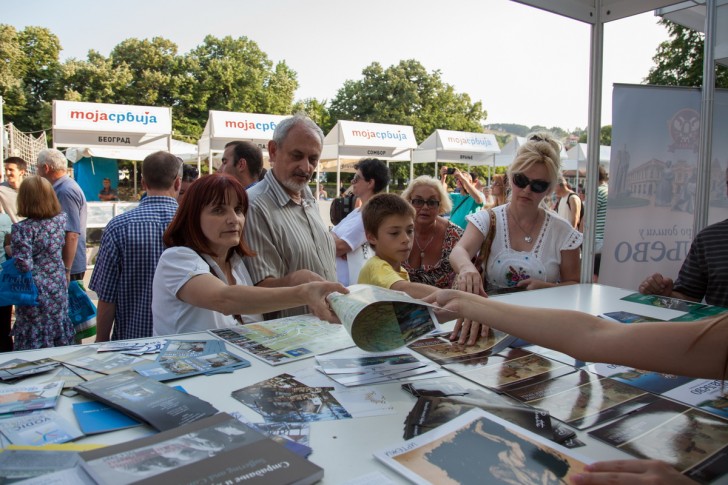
[319,120,418,190]
[562,143,611,173]
[485,136,569,174]
[411,129,500,176]
[53,100,173,193]
[65,138,198,163]
[197,111,288,174]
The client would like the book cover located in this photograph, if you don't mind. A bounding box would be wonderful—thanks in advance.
[79,412,324,485]
[0,410,83,445]
[662,379,728,420]
[589,363,695,394]
[72,401,142,435]
[444,348,577,392]
[588,398,728,483]
[209,314,355,366]
[506,370,657,430]
[0,381,64,415]
[74,371,217,431]
[327,284,441,352]
[375,407,592,484]
[406,328,516,365]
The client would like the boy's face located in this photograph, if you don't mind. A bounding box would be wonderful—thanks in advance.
[366,214,414,268]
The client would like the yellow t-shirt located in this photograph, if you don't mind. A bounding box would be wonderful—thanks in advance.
[357,255,410,289]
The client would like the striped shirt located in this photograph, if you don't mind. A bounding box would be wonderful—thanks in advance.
[595,183,608,244]
[673,218,728,307]
[89,196,178,340]
[244,171,336,318]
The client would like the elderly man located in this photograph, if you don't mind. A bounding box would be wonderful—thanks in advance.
[90,152,181,341]
[219,140,264,190]
[0,156,27,223]
[244,114,336,318]
[37,148,88,281]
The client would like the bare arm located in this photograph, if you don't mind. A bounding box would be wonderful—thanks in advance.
[331,233,353,258]
[390,280,438,299]
[94,300,115,342]
[638,273,697,302]
[565,194,580,228]
[456,172,485,204]
[178,272,346,323]
[424,290,728,379]
[62,231,79,275]
[449,223,486,295]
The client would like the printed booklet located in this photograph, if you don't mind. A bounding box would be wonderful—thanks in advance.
[375,407,592,485]
[0,410,83,446]
[0,381,64,415]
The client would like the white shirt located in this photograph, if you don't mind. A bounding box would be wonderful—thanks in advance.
[152,246,263,336]
[331,208,369,286]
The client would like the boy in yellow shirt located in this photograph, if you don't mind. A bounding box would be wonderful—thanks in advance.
[358,194,437,299]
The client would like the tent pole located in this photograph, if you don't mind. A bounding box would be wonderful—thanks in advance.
[336,157,341,196]
[133,161,138,195]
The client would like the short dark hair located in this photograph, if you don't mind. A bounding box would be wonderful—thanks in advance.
[224,141,264,179]
[598,164,608,183]
[142,151,182,190]
[354,158,390,194]
[164,174,255,259]
[4,156,27,172]
[182,164,199,182]
[362,193,415,237]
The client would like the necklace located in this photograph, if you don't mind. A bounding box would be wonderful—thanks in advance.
[414,224,437,268]
[508,206,538,243]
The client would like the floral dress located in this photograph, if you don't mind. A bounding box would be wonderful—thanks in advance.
[10,213,74,350]
[403,221,464,289]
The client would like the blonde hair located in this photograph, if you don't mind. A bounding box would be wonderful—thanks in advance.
[508,132,562,187]
[17,176,62,219]
[401,175,452,215]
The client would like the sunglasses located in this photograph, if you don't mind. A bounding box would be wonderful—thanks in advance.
[511,173,550,194]
[351,174,363,183]
[410,198,440,208]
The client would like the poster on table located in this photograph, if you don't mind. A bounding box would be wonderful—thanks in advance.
[599,85,728,291]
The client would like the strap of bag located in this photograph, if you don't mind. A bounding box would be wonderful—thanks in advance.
[474,209,496,274]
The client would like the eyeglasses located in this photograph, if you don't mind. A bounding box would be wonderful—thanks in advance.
[351,174,363,183]
[410,198,440,208]
[511,173,550,194]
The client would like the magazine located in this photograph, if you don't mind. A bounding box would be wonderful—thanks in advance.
[588,398,728,483]
[0,449,87,483]
[0,410,83,446]
[662,378,728,419]
[406,328,516,365]
[589,363,695,394]
[620,292,707,312]
[326,284,441,352]
[72,401,143,435]
[73,371,218,431]
[0,381,64,415]
[79,412,324,485]
[599,311,662,323]
[375,408,592,484]
[52,347,147,375]
[134,339,250,381]
[0,358,61,382]
[209,314,356,366]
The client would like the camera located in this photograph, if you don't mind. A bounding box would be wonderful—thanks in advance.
[446,168,456,175]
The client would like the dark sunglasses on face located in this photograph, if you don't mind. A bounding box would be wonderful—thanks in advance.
[410,198,440,208]
[511,173,550,194]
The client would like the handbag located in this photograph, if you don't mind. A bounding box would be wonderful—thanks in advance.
[473,209,496,277]
[68,280,97,341]
[0,258,39,307]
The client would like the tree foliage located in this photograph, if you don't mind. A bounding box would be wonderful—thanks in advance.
[646,19,728,88]
[578,125,611,146]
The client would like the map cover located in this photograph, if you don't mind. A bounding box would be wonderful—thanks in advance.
[375,408,592,485]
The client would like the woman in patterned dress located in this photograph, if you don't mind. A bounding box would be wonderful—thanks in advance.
[401,176,464,289]
[10,176,73,350]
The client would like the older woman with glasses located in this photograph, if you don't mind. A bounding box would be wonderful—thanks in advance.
[401,176,464,289]
[450,132,582,301]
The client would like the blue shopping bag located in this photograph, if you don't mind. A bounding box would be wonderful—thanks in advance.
[0,258,39,307]
[68,280,97,341]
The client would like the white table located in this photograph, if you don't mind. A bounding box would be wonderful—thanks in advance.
[0,284,701,483]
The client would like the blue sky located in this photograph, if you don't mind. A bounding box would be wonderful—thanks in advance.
[4,0,669,130]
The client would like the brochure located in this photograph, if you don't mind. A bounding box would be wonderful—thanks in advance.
[134,339,250,381]
[326,284,441,352]
[73,371,218,431]
[620,292,707,312]
[0,410,84,446]
[52,347,147,375]
[662,378,728,419]
[375,408,592,484]
[0,449,86,483]
[79,412,324,485]
[406,328,516,365]
[589,363,695,394]
[0,358,61,382]
[72,401,143,435]
[599,311,662,323]
[0,381,64,415]
[209,314,355,366]
[506,370,657,429]
[588,398,728,483]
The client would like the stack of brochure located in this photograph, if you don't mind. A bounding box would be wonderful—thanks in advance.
[314,351,444,387]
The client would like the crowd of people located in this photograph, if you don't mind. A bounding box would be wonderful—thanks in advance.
[0,117,725,484]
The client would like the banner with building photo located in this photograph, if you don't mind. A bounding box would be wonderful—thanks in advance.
[600,84,728,291]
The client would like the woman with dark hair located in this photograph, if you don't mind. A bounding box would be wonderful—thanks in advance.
[152,174,345,336]
[11,176,73,350]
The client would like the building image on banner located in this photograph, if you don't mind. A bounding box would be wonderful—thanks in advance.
[600,85,728,291]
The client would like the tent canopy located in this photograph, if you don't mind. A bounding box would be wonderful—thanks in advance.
[319,120,417,173]
[197,111,288,155]
[485,135,569,169]
[562,143,611,172]
[52,100,172,153]
[513,0,688,24]
[65,138,198,163]
[411,129,500,165]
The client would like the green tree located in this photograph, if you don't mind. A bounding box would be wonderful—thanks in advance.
[60,51,133,103]
[292,98,333,133]
[0,25,26,120]
[646,19,728,88]
[578,125,612,146]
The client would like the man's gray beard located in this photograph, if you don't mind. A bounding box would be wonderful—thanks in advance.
[280,177,309,195]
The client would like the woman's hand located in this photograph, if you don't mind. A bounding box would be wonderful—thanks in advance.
[515,278,552,291]
[449,318,490,346]
[571,460,696,485]
[304,281,348,324]
[454,266,486,296]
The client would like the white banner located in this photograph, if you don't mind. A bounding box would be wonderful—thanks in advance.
[53,100,171,134]
[600,85,728,291]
